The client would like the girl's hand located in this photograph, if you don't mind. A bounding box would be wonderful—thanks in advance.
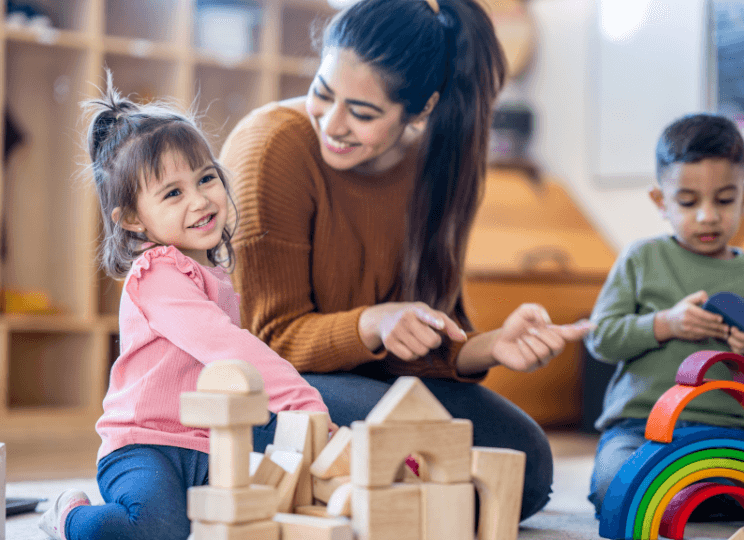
[729,326,744,355]
[358,302,468,361]
[654,291,729,342]
[490,304,594,372]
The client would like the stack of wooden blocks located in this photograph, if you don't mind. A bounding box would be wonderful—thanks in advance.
[180,360,527,540]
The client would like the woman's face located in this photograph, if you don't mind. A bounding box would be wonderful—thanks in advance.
[306,47,410,175]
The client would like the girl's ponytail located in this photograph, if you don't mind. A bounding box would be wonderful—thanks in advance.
[406,0,505,325]
[86,70,139,166]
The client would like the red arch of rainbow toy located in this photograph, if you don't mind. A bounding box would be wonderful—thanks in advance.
[645,351,744,443]
[659,481,744,540]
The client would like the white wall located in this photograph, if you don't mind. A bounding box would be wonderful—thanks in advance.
[507,0,710,251]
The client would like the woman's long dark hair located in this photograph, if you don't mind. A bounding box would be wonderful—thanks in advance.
[324,0,505,328]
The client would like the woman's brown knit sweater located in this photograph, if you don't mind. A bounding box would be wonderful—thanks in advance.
[220,103,480,382]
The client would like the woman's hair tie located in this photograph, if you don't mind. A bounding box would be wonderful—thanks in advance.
[424,0,439,14]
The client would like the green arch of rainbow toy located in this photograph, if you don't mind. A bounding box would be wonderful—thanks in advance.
[599,351,744,540]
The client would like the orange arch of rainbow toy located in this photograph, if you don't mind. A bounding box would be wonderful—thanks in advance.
[645,380,744,443]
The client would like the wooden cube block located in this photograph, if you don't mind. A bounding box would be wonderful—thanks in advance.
[310,426,352,479]
[180,391,269,428]
[209,426,253,488]
[191,519,279,540]
[352,484,421,540]
[313,475,351,504]
[421,483,474,540]
[273,512,353,540]
[252,452,286,487]
[197,359,264,394]
[351,420,472,488]
[471,447,525,540]
[187,485,278,524]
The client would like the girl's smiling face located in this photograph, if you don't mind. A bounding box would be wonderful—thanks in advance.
[650,158,744,259]
[306,47,411,175]
[115,150,228,263]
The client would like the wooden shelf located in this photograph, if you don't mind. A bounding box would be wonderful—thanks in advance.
[0,0,336,440]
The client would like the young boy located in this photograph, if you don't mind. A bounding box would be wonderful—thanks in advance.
[585,113,744,520]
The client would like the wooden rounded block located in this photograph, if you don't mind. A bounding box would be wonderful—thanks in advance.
[197,359,264,394]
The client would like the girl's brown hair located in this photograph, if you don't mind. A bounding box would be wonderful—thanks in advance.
[84,71,238,278]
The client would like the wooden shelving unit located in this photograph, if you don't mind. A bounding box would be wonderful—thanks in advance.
[0,0,334,439]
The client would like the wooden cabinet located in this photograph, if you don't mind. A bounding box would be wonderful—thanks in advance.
[0,0,334,439]
[463,167,616,427]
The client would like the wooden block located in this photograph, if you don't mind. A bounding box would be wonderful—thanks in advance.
[180,391,269,427]
[250,452,264,476]
[352,484,421,540]
[197,359,264,394]
[351,420,472,488]
[730,527,744,540]
[326,482,352,517]
[365,377,452,424]
[187,485,278,523]
[209,426,253,488]
[471,447,525,540]
[252,453,286,487]
[191,519,279,540]
[421,483,474,540]
[310,426,352,479]
[307,411,331,462]
[274,411,313,507]
[295,504,331,518]
[273,512,353,540]
[270,450,304,512]
[313,475,351,504]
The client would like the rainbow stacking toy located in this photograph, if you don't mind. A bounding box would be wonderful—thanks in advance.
[599,351,744,540]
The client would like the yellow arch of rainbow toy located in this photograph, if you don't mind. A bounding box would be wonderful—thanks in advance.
[645,380,744,443]
[639,463,744,540]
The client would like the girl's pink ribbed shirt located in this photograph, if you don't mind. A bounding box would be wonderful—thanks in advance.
[95,245,328,462]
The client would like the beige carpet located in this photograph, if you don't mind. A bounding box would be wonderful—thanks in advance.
[9,458,744,540]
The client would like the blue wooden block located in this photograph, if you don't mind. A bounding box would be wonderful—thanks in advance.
[598,425,744,539]
[703,291,744,332]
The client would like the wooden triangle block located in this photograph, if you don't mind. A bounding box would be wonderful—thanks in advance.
[730,527,744,540]
[365,377,452,424]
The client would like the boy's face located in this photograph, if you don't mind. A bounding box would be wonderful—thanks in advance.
[649,158,744,260]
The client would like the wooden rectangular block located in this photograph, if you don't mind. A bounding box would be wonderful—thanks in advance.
[274,411,314,507]
[351,420,472,487]
[294,504,331,518]
[270,450,304,512]
[421,483,474,540]
[187,485,278,524]
[191,519,279,540]
[352,484,421,540]
[209,426,253,488]
[252,453,286,487]
[310,426,352,480]
[471,447,525,540]
[181,391,269,428]
[273,512,353,540]
[313,475,351,504]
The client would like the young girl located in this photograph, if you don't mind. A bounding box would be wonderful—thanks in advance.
[39,73,331,540]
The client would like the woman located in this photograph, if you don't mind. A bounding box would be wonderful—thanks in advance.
[220,0,591,520]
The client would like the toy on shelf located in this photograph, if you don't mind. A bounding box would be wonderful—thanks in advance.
[599,351,744,540]
[703,291,744,332]
[180,367,527,540]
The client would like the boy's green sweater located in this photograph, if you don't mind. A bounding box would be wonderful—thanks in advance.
[585,234,744,431]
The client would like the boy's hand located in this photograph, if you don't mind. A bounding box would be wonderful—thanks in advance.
[654,290,729,342]
[729,327,744,355]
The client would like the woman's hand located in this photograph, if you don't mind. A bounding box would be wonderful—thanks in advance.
[728,326,744,355]
[358,302,468,360]
[654,290,729,342]
[456,303,594,376]
[490,304,594,372]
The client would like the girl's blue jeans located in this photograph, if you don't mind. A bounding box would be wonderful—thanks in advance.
[303,372,554,521]
[66,416,276,540]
